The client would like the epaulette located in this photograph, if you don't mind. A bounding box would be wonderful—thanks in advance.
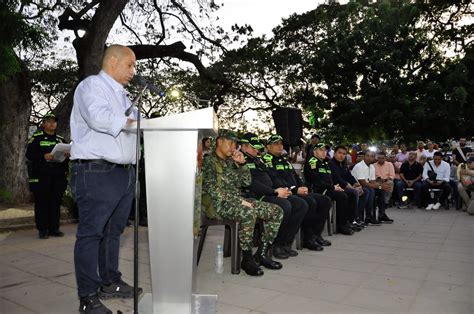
[308,156,318,165]
[32,131,43,137]
[57,134,65,139]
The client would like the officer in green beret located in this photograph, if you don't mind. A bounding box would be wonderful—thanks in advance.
[201,130,284,276]
[26,113,69,239]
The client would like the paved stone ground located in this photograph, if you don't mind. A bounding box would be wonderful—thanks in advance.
[1,207,473,313]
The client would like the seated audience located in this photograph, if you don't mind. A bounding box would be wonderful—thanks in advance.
[457,156,474,214]
[452,137,472,166]
[202,130,283,276]
[424,141,437,159]
[351,151,393,224]
[396,151,423,208]
[416,141,428,162]
[396,144,409,163]
[422,151,451,210]
[304,143,358,235]
[329,145,366,228]
[374,152,395,206]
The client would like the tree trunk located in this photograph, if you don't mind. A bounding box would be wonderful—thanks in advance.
[0,60,33,204]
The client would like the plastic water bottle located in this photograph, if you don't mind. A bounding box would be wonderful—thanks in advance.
[215,244,223,275]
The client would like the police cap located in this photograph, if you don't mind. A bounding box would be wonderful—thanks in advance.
[266,134,284,145]
[240,132,264,150]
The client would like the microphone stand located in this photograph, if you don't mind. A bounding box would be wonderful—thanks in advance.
[127,85,147,314]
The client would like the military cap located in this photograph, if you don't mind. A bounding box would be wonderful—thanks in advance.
[43,112,58,122]
[314,143,326,150]
[240,132,264,150]
[218,129,239,142]
[266,134,284,145]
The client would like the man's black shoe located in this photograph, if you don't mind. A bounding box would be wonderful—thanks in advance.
[314,236,331,246]
[272,245,289,259]
[356,219,368,226]
[337,225,354,235]
[378,214,394,224]
[255,254,283,270]
[364,218,382,226]
[98,279,142,299]
[49,230,64,237]
[39,230,49,239]
[348,224,362,232]
[283,244,298,257]
[354,220,365,228]
[79,294,112,314]
[303,240,324,251]
[241,255,264,276]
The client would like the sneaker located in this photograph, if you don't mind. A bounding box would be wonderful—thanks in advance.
[378,214,394,224]
[432,202,441,210]
[364,218,382,226]
[98,279,142,299]
[49,230,64,237]
[79,294,112,314]
[425,203,434,211]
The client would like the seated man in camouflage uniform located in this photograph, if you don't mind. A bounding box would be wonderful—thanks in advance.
[202,130,284,276]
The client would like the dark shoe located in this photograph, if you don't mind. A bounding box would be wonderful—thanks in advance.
[303,240,324,251]
[98,279,142,299]
[38,230,49,239]
[349,224,362,232]
[79,294,112,314]
[337,225,354,235]
[313,236,331,246]
[353,220,366,228]
[272,245,290,259]
[378,214,394,224]
[49,230,64,237]
[283,244,298,257]
[255,254,283,270]
[364,218,382,226]
[241,253,264,276]
[356,219,368,226]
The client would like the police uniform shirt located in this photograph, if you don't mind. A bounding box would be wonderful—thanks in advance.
[26,130,68,177]
[304,156,333,193]
[263,153,302,193]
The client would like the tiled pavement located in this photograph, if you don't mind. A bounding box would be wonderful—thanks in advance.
[0,207,473,313]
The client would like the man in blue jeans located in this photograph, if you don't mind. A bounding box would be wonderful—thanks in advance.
[70,45,141,314]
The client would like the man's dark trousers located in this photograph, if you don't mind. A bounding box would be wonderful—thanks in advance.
[262,195,307,245]
[72,162,135,297]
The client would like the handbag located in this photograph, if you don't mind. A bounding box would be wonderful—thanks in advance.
[427,161,437,181]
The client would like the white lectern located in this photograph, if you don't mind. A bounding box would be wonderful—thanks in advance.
[126,107,218,314]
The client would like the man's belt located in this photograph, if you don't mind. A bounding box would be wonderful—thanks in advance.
[72,159,134,169]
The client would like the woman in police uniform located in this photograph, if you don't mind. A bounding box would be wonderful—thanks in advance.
[26,113,69,239]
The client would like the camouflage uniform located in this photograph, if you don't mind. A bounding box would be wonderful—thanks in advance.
[202,151,283,251]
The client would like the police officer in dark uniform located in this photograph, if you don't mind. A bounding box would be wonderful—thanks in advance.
[264,135,331,250]
[304,143,356,235]
[26,113,69,239]
[240,133,308,259]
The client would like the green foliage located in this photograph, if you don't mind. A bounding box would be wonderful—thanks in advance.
[0,1,50,82]
[218,1,473,142]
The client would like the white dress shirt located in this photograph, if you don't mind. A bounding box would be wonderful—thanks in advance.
[422,160,450,182]
[70,71,138,164]
[351,160,376,181]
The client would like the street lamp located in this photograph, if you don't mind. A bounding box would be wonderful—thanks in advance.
[168,88,210,112]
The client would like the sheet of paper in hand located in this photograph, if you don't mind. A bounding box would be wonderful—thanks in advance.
[49,143,71,162]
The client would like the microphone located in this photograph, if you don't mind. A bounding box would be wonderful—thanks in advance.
[132,75,164,95]
[125,75,165,116]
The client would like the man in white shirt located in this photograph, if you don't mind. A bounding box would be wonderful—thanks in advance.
[422,152,451,210]
[70,45,140,314]
[351,151,393,224]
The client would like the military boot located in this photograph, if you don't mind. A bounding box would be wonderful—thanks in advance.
[254,243,283,270]
[241,250,264,276]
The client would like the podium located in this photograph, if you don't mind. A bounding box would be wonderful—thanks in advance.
[126,107,218,313]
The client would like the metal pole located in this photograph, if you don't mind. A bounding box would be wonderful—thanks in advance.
[128,85,147,314]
